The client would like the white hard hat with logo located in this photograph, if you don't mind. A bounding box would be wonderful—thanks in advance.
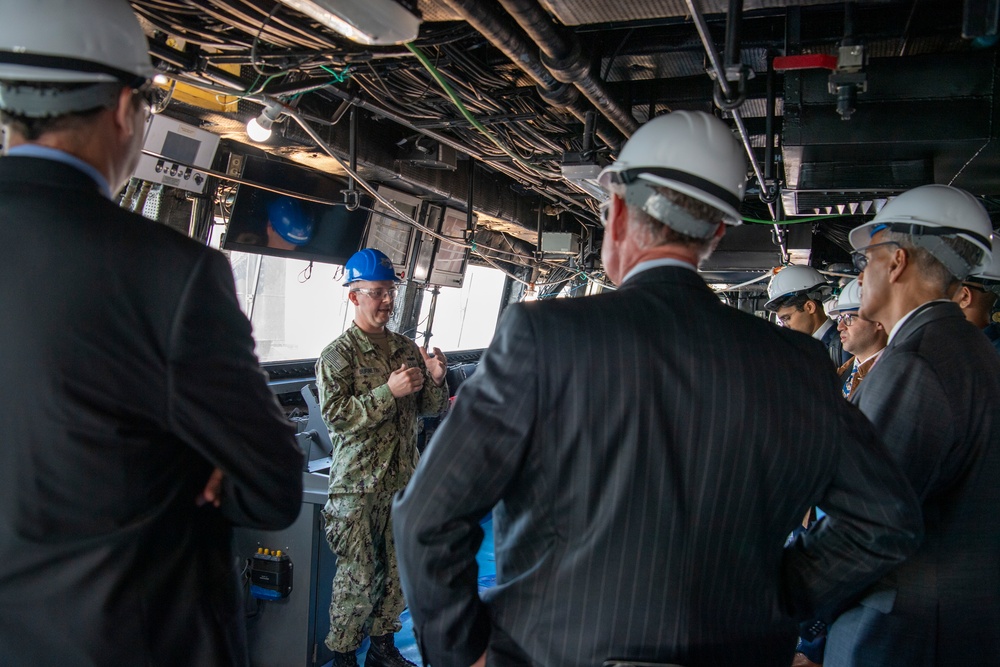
[848,184,993,280]
[597,110,747,237]
[764,264,832,310]
[827,278,862,314]
[0,0,156,117]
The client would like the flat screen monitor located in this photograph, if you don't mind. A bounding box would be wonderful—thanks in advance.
[364,186,422,277]
[428,207,473,288]
[222,155,370,266]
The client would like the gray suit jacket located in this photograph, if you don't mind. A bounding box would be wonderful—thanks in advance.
[394,266,922,667]
[826,301,1000,667]
[0,157,304,666]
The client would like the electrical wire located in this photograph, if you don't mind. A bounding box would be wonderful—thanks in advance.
[742,214,849,224]
[404,43,562,180]
[136,2,605,283]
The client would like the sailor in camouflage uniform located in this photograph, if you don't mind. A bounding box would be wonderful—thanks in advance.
[318,248,449,667]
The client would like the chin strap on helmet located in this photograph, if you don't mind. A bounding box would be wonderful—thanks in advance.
[884,222,990,281]
[0,81,122,118]
[616,167,743,220]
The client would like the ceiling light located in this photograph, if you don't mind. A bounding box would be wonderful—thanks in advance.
[246,102,283,143]
[276,0,420,45]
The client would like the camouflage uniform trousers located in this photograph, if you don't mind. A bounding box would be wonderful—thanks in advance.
[323,489,405,652]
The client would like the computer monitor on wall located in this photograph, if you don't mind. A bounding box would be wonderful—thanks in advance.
[409,203,473,288]
[221,155,370,266]
[427,206,473,288]
[363,186,423,278]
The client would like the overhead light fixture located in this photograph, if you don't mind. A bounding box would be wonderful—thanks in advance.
[561,151,609,202]
[276,0,420,45]
[246,102,283,143]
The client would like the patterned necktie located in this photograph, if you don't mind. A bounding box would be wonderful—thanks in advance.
[842,361,860,399]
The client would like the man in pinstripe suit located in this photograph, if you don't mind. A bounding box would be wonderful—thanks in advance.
[394,112,922,667]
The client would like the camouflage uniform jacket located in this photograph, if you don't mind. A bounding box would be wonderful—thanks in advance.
[316,323,448,495]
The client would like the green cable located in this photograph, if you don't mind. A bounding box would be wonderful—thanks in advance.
[404,43,553,178]
[319,65,353,83]
[742,214,850,224]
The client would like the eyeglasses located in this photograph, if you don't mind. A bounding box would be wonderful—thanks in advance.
[353,287,398,301]
[836,313,859,326]
[851,241,903,272]
[132,83,158,115]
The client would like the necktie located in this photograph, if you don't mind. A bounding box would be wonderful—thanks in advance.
[842,361,860,399]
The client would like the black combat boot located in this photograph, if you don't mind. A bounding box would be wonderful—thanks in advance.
[365,633,417,667]
[332,650,360,667]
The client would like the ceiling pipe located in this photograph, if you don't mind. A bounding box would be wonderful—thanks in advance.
[684,0,778,222]
[497,0,639,138]
[437,0,623,149]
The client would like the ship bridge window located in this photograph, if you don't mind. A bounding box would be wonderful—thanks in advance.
[227,251,354,363]
[417,264,506,351]
[216,237,507,361]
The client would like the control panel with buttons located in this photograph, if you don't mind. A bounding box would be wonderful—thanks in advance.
[132,114,220,194]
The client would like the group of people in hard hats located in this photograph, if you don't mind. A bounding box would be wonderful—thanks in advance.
[393,111,1000,667]
[758,184,1000,666]
[1,2,998,667]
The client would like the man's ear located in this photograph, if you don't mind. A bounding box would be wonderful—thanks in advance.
[112,87,138,139]
[347,291,359,306]
[803,300,817,315]
[886,246,908,284]
[955,285,974,308]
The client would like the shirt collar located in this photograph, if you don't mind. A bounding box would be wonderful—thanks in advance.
[858,347,885,366]
[813,318,834,341]
[887,299,951,344]
[622,258,697,284]
[5,145,113,200]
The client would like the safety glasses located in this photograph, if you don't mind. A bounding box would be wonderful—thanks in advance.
[851,241,903,272]
[352,287,398,301]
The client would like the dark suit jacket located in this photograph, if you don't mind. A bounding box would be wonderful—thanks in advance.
[821,321,850,367]
[0,157,304,666]
[394,266,922,667]
[826,301,1000,667]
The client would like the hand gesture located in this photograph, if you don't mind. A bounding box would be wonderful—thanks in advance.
[388,363,425,398]
[196,467,224,508]
[420,346,448,386]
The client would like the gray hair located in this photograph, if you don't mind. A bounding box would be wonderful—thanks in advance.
[627,185,724,261]
[880,230,984,293]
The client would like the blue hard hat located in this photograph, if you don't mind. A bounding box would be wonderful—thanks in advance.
[266,197,314,245]
[343,248,399,285]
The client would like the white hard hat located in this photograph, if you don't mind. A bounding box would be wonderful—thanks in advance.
[827,278,862,314]
[0,0,156,115]
[764,264,832,310]
[597,110,747,226]
[970,236,1000,283]
[848,184,993,279]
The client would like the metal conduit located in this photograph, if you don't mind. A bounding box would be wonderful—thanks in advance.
[497,0,639,138]
[683,0,778,222]
[438,0,623,149]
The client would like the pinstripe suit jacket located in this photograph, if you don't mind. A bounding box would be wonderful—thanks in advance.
[826,301,1000,667]
[394,266,922,667]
